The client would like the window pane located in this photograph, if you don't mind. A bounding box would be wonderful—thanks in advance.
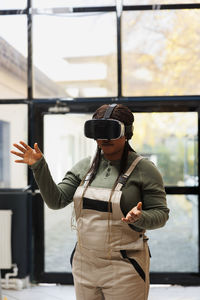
[44,113,96,272]
[0,104,28,188]
[43,112,198,272]
[122,9,200,96]
[33,13,117,98]
[33,0,115,8]
[148,195,198,272]
[0,0,26,9]
[0,16,27,99]
[132,112,198,186]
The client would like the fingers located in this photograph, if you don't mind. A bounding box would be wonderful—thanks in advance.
[34,143,41,153]
[14,159,26,164]
[11,141,42,165]
[12,143,26,153]
[12,141,30,152]
[137,202,142,211]
[121,213,139,223]
[11,141,35,154]
[10,150,24,158]
[19,141,31,150]
[11,141,30,158]
[121,202,142,223]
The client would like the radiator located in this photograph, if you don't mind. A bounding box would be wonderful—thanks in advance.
[0,210,12,269]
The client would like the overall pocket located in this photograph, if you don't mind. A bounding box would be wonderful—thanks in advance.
[120,249,146,282]
[70,242,77,267]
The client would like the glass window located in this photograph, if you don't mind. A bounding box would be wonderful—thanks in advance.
[0,16,27,99]
[44,113,96,272]
[0,104,28,188]
[33,0,115,8]
[148,195,198,272]
[33,12,117,98]
[122,9,200,96]
[43,112,198,272]
[0,0,26,9]
[132,112,198,186]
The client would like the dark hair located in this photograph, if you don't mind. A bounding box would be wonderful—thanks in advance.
[84,104,135,186]
[92,104,134,140]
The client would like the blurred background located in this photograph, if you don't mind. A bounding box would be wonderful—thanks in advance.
[0,0,200,295]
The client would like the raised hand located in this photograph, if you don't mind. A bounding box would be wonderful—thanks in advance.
[121,202,142,223]
[10,141,43,165]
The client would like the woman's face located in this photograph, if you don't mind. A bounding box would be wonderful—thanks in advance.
[96,136,126,160]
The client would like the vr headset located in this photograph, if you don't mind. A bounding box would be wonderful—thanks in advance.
[84,104,125,140]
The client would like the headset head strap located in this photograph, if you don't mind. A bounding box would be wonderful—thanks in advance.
[103,104,117,119]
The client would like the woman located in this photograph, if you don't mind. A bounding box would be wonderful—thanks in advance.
[11,103,169,300]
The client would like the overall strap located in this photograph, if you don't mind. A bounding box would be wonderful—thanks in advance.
[115,156,143,191]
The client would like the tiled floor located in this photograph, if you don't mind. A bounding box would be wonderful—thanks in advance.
[1,284,200,300]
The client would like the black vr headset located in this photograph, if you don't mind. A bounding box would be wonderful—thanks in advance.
[84,104,126,140]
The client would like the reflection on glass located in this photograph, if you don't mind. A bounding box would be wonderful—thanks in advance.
[44,113,96,272]
[45,202,76,272]
[0,0,26,9]
[133,112,198,186]
[33,0,115,8]
[0,16,27,99]
[33,13,117,98]
[148,195,198,272]
[122,9,200,96]
[0,105,28,188]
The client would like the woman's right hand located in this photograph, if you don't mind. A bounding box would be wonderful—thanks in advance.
[10,141,43,165]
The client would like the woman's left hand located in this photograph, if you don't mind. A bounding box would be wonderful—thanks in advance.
[121,202,142,223]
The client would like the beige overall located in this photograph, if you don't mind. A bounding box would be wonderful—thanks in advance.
[72,157,150,300]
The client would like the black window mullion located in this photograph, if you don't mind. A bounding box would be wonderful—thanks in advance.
[117,4,122,97]
[27,0,34,191]
[27,0,33,100]
[123,4,200,11]
[72,6,116,13]
[0,9,28,15]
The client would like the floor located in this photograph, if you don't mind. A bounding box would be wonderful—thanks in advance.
[1,284,200,300]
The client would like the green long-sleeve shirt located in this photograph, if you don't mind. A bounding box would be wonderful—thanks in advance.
[31,151,169,231]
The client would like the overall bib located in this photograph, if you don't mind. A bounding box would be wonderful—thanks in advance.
[72,156,150,300]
